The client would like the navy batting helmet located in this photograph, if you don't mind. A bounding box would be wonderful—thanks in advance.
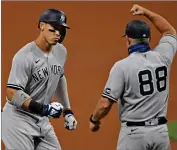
[38,9,70,29]
[38,9,70,43]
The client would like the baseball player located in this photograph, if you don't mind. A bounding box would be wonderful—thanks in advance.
[2,9,77,150]
[89,4,176,150]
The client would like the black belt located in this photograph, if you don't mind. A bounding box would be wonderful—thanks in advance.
[126,117,167,126]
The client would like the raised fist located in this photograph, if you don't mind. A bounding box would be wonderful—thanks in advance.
[130,4,147,16]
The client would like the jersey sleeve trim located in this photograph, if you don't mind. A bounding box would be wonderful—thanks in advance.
[60,74,64,78]
[7,84,25,91]
[102,93,117,102]
[163,34,177,40]
[160,41,175,49]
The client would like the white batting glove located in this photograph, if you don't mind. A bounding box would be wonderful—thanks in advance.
[63,110,77,130]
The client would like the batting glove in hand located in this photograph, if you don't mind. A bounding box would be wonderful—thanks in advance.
[63,110,77,130]
[42,102,64,118]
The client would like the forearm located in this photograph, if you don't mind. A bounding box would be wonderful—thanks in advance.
[7,87,44,114]
[144,9,176,35]
[92,104,112,121]
[6,88,63,118]
[7,87,32,109]
[92,97,113,122]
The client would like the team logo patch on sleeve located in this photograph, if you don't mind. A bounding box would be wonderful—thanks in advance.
[104,88,111,94]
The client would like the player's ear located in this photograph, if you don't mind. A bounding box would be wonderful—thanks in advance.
[39,22,45,31]
[126,37,131,46]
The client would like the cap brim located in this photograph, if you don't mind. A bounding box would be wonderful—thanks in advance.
[122,34,126,38]
[46,21,70,29]
[61,23,70,29]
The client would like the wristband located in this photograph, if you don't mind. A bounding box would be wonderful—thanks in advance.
[63,109,74,116]
[90,114,100,124]
[28,100,43,115]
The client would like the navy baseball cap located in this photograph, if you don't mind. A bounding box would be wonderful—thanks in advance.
[123,20,150,38]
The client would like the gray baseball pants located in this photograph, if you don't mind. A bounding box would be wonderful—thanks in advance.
[2,102,62,150]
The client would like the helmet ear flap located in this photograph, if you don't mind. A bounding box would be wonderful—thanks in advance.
[58,28,66,43]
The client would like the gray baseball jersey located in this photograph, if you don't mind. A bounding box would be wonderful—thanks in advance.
[102,34,177,122]
[2,41,67,149]
[7,41,66,105]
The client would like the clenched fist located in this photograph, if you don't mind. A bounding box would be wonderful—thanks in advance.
[63,110,77,130]
[130,4,147,16]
